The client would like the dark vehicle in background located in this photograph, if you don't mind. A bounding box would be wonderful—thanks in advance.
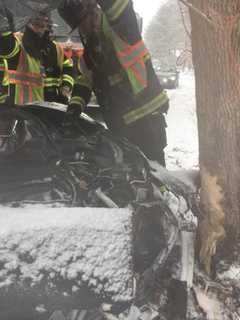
[155,66,180,89]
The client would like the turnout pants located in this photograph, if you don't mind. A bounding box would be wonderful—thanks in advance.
[106,111,167,167]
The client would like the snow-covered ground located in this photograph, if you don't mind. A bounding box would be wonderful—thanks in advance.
[165,71,199,170]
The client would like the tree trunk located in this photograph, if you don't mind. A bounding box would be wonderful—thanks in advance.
[189,0,240,273]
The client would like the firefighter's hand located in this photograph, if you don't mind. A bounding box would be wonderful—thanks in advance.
[62,104,83,129]
[60,85,71,100]
[58,85,72,105]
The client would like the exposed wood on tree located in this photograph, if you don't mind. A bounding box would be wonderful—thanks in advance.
[199,167,225,274]
[188,0,240,273]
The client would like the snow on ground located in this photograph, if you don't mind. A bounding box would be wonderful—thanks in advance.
[165,71,199,170]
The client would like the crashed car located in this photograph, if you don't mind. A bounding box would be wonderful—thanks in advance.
[0,103,198,320]
[155,67,179,90]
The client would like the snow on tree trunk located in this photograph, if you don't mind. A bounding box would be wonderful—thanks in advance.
[189,0,240,273]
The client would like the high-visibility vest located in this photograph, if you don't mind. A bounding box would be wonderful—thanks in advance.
[102,14,149,95]
[0,59,9,103]
[8,45,44,105]
[100,14,169,125]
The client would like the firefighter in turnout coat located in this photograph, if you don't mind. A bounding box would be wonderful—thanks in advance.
[0,7,74,105]
[58,0,169,166]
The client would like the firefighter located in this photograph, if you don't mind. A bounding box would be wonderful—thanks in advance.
[0,6,74,105]
[0,58,9,104]
[44,39,74,104]
[58,0,169,166]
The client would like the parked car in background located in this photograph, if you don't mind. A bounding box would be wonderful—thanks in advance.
[155,66,180,89]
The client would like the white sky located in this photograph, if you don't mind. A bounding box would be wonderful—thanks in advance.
[132,0,168,30]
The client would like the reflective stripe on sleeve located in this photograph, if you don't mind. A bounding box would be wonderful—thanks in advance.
[62,74,74,87]
[123,90,169,125]
[44,77,61,87]
[1,31,11,36]
[70,96,86,107]
[1,40,20,59]
[106,0,129,21]
[0,93,8,103]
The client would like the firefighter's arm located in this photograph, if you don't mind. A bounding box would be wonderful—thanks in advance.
[0,32,20,59]
[0,6,20,59]
[97,0,141,43]
[97,0,129,21]
[61,54,74,95]
[69,71,93,114]
[63,72,93,128]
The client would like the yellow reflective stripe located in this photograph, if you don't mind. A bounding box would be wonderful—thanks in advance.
[70,96,86,107]
[76,75,92,90]
[3,77,8,86]
[2,59,8,85]
[106,0,129,21]
[117,41,148,67]
[123,90,169,125]
[1,31,11,36]
[0,60,8,85]
[1,40,20,59]
[63,58,73,67]
[44,78,61,87]
[62,74,74,86]
[0,94,7,103]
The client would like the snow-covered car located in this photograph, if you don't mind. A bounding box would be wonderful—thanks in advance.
[155,67,180,89]
[0,103,197,320]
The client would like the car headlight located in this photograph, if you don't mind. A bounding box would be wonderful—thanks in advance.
[170,76,176,81]
[162,78,168,83]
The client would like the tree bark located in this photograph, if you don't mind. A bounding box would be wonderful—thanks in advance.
[189,0,240,273]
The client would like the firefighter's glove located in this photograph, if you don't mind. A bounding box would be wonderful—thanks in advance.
[58,0,97,31]
[62,104,82,129]
[58,0,86,31]
[59,85,71,104]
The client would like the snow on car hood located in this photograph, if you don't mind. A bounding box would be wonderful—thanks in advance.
[0,207,133,302]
